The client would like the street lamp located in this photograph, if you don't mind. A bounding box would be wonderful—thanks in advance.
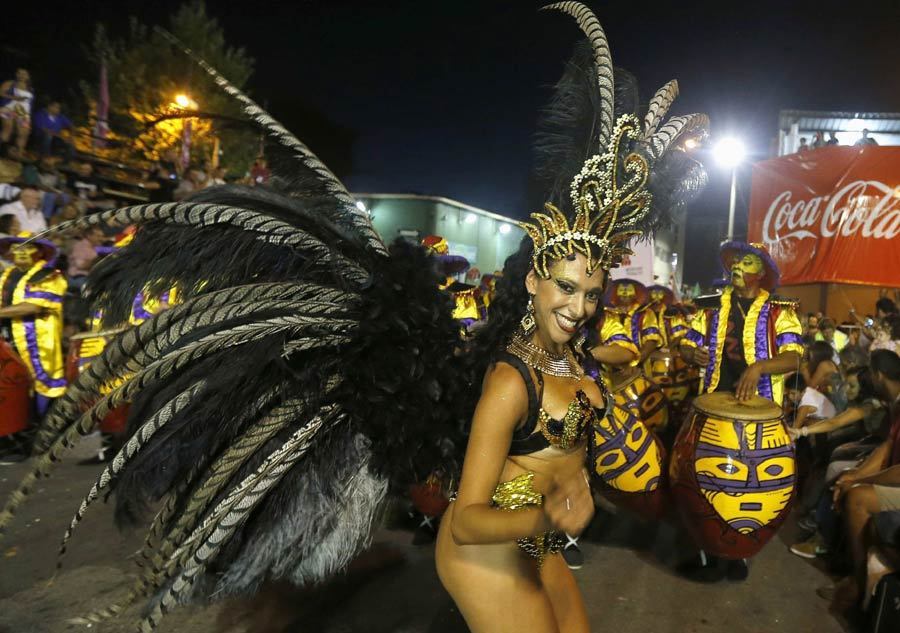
[712,137,746,242]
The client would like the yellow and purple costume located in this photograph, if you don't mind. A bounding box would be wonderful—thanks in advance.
[0,261,67,398]
[682,286,803,405]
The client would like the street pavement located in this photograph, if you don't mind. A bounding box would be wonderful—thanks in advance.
[0,435,849,633]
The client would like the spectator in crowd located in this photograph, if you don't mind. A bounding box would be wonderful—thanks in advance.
[855,128,878,146]
[0,69,34,156]
[817,317,849,360]
[812,131,826,149]
[32,101,73,158]
[852,298,898,348]
[829,350,900,613]
[0,214,22,237]
[826,131,839,146]
[0,182,21,204]
[0,186,46,233]
[797,137,810,153]
[790,366,878,442]
[250,155,270,185]
[66,225,105,291]
[173,167,207,200]
[208,166,227,186]
[871,315,900,356]
[795,341,841,428]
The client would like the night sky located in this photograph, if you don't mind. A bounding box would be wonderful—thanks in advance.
[5,0,900,284]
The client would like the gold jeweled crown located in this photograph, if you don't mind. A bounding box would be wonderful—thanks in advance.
[520,114,651,278]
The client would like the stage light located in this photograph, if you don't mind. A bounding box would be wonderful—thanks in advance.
[464,213,477,224]
[684,138,699,150]
[499,223,512,235]
[174,94,192,108]
[713,137,745,168]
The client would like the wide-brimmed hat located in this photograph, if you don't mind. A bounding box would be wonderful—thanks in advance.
[646,284,675,306]
[719,241,780,291]
[0,231,58,263]
[421,235,470,276]
[605,278,648,308]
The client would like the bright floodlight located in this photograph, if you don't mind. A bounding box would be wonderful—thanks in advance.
[683,138,699,150]
[464,212,477,224]
[174,94,192,108]
[499,223,512,235]
[355,200,367,213]
[846,118,867,132]
[713,137,745,168]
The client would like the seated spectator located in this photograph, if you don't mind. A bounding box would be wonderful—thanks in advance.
[801,340,840,393]
[828,350,900,614]
[250,156,270,185]
[817,317,849,361]
[66,226,105,291]
[812,131,825,149]
[0,182,21,204]
[32,101,73,158]
[207,166,226,186]
[0,186,46,233]
[0,213,22,268]
[871,315,900,356]
[173,167,207,200]
[0,69,34,157]
[826,131,839,146]
[797,137,810,153]
[804,312,820,337]
[855,128,878,146]
[790,366,878,442]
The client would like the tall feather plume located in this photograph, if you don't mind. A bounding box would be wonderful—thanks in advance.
[542,2,614,147]
[153,27,387,256]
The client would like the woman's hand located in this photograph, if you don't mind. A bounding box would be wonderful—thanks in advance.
[543,468,594,536]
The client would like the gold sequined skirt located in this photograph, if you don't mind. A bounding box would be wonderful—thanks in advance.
[491,471,563,567]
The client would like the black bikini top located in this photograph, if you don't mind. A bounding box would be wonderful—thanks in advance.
[495,351,599,455]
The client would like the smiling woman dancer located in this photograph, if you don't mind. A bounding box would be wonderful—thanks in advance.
[434,3,708,631]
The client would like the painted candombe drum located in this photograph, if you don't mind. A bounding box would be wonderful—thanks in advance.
[590,390,668,520]
[670,392,795,559]
[610,369,668,432]
[65,328,130,434]
[0,339,32,436]
[647,349,694,407]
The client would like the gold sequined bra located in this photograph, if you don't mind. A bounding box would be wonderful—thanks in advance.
[497,351,597,455]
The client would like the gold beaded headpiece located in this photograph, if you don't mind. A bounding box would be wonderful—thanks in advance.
[524,2,709,279]
[520,114,651,278]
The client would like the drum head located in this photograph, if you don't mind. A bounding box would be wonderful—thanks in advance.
[692,391,782,421]
[610,368,641,392]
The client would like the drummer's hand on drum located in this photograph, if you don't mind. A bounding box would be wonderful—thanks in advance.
[735,364,763,401]
[544,469,594,536]
[690,346,710,367]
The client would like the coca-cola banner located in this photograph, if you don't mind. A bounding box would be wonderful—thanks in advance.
[748,146,900,287]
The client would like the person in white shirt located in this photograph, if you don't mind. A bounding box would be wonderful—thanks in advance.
[0,187,46,233]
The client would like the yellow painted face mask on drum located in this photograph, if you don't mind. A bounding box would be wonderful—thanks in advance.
[591,404,664,493]
[694,416,795,533]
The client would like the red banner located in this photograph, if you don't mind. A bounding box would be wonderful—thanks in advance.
[748,146,900,287]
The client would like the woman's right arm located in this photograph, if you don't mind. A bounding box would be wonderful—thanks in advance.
[802,404,870,436]
[450,363,552,546]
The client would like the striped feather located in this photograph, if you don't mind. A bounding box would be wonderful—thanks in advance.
[153,27,387,256]
[643,80,679,138]
[542,2,615,146]
[140,409,337,631]
[645,113,709,160]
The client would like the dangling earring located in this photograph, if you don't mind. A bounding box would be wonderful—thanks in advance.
[520,295,536,335]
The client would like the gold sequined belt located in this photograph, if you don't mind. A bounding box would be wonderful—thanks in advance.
[491,471,563,567]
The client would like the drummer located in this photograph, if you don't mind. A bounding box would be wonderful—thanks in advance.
[645,285,687,351]
[0,232,67,423]
[677,240,803,581]
[604,279,662,373]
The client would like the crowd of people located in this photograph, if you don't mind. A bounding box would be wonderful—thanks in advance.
[795,128,880,153]
[785,298,900,618]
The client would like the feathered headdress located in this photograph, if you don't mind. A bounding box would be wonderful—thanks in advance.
[523,2,709,277]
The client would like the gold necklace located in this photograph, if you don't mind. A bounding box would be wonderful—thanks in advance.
[507,332,584,379]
